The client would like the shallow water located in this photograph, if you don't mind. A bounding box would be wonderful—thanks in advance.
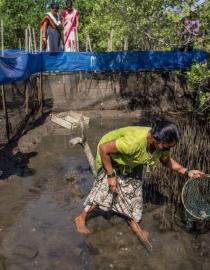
[0,114,209,270]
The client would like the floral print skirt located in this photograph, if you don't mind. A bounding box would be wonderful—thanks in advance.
[84,166,144,222]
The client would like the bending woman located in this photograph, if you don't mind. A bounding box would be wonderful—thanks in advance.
[75,120,204,239]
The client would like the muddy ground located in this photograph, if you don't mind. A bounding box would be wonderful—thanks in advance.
[0,110,209,270]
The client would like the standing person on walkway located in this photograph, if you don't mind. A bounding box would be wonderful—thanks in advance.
[75,120,204,240]
[180,16,200,51]
[61,0,79,52]
[41,2,63,52]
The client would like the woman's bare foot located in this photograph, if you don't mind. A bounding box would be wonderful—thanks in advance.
[75,215,91,234]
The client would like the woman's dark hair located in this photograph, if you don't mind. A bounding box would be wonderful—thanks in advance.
[51,2,59,9]
[151,119,180,144]
[66,0,73,5]
[182,16,190,23]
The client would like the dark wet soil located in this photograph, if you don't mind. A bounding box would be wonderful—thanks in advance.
[0,111,209,270]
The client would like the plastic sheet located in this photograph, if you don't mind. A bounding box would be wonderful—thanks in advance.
[0,49,208,84]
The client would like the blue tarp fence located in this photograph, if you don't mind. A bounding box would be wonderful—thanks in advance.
[0,49,208,84]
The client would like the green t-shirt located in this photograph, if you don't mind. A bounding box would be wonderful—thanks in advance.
[95,126,170,174]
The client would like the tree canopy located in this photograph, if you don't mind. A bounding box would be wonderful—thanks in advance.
[0,0,209,51]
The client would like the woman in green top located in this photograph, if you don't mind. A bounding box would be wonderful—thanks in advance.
[75,120,204,239]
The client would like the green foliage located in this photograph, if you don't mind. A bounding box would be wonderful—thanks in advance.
[0,0,209,51]
[0,0,47,48]
[187,61,210,89]
[197,92,210,107]
[187,61,210,113]
[0,0,209,114]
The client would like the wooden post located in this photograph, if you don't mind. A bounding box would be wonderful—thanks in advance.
[86,35,88,51]
[25,28,28,51]
[38,72,43,115]
[28,25,32,52]
[18,38,21,50]
[124,38,128,50]
[88,34,92,52]
[107,31,113,52]
[32,28,37,53]
[25,80,29,115]
[1,86,10,141]
[1,19,10,142]
[174,71,177,93]
[1,19,3,56]
[40,28,42,51]
[76,28,79,51]
[86,34,92,52]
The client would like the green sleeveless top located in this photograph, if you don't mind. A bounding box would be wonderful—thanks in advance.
[95,126,170,175]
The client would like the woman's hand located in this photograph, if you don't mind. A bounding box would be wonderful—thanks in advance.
[42,37,47,49]
[108,176,117,193]
[188,170,205,179]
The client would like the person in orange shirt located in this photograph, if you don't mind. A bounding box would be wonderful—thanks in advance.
[41,2,63,52]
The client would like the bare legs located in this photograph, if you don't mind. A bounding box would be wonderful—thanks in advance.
[75,204,97,234]
[75,205,150,241]
[129,219,149,241]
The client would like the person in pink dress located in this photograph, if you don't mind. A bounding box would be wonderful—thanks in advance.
[61,0,79,52]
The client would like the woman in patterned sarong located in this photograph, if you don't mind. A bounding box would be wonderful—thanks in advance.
[75,120,204,239]
[61,0,79,52]
[41,2,63,52]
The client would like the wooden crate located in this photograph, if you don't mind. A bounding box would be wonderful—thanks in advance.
[51,111,89,130]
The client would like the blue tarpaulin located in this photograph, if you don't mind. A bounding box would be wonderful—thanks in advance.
[0,49,208,84]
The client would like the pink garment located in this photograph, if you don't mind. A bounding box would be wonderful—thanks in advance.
[61,9,79,52]
[61,10,68,18]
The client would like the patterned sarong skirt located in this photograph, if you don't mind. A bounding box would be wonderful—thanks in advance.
[84,166,144,222]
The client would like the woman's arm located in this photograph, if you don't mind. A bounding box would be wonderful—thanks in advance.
[76,16,79,28]
[99,140,119,192]
[160,156,204,178]
[41,21,47,49]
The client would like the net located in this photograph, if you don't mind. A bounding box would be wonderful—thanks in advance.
[182,176,210,220]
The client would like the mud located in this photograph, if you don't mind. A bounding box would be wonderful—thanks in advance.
[0,111,209,270]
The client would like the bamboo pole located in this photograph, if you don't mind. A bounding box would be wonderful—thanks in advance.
[28,25,33,52]
[88,35,92,52]
[25,28,28,51]
[40,28,42,51]
[1,19,3,56]
[38,72,43,115]
[86,35,88,52]
[38,25,43,113]
[25,80,29,115]
[18,38,21,50]
[1,19,10,142]
[124,38,128,50]
[107,31,113,52]
[32,28,37,53]
[1,86,10,141]
[86,34,92,52]
[75,28,79,51]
